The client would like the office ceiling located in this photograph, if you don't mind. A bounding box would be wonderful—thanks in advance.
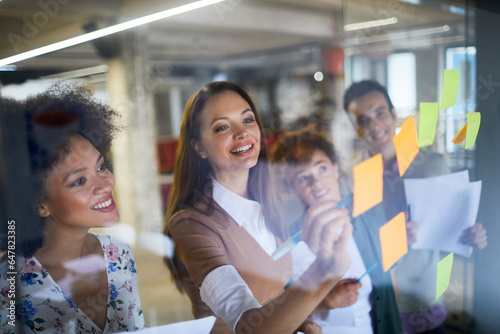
[0,0,469,84]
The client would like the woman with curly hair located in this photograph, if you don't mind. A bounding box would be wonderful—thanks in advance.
[0,85,144,333]
[163,81,352,333]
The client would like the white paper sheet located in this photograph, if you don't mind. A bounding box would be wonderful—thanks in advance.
[404,170,481,257]
[120,316,216,334]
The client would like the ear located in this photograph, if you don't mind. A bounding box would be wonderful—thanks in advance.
[38,202,51,218]
[191,139,207,159]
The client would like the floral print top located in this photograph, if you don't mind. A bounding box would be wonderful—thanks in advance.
[0,234,145,333]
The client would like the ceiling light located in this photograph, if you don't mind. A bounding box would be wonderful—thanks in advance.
[314,71,324,82]
[0,0,226,67]
[344,17,398,31]
[0,65,17,71]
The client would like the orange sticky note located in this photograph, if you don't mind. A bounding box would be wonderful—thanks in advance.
[452,112,481,149]
[352,154,383,217]
[452,123,467,145]
[379,212,408,272]
[393,116,419,177]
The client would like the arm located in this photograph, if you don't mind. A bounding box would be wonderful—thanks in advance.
[236,201,352,334]
[313,278,361,313]
[169,204,351,334]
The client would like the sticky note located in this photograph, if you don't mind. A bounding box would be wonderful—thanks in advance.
[436,252,454,299]
[440,69,460,110]
[465,112,481,149]
[353,154,383,217]
[418,103,439,147]
[379,212,408,272]
[452,112,481,149]
[452,123,467,145]
[393,116,419,177]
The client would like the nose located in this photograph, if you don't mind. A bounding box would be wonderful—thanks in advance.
[308,175,320,188]
[368,117,385,131]
[233,124,248,140]
[94,174,114,194]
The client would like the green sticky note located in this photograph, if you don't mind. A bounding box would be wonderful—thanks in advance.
[418,102,439,147]
[465,112,481,149]
[440,69,460,110]
[436,253,454,299]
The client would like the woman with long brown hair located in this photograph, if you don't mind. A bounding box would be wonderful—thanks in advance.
[163,81,352,333]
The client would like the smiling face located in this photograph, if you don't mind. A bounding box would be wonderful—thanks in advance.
[39,135,119,230]
[193,90,261,182]
[291,149,341,207]
[347,90,397,156]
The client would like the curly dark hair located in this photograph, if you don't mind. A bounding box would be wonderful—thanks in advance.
[270,126,338,190]
[0,83,121,258]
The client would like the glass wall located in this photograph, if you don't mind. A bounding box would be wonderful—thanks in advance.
[1,0,499,333]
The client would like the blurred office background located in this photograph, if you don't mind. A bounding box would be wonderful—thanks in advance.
[0,0,498,332]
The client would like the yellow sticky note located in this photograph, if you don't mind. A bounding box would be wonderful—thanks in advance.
[440,69,460,110]
[452,123,467,145]
[418,103,439,147]
[436,253,454,299]
[452,112,481,149]
[353,154,383,217]
[379,212,408,272]
[465,112,481,149]
[393,116,419,177]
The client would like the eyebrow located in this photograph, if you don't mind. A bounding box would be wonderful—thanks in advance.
[62,154,104,183]
[293,160,326,177]
[210,108,253,127]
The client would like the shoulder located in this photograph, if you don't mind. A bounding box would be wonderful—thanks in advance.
[93,233,134,256]
[168,203,232,235]
[405,149,449,178]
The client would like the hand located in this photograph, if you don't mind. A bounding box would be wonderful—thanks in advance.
[294,318,322,334]
[406,221,419,245]
[460,223,487,250]
[301,201,352,280]
[320,278,361,310]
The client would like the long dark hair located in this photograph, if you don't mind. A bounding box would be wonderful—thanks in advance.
[163,81,286,292]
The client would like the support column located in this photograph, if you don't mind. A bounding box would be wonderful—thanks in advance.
[473,2,500,333]
[107,27,163,239]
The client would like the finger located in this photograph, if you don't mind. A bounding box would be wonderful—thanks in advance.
[302,202,344,245]
[334,221,353,252]
[306,208,350,254]
[317,217,351,258]
[306,207,349,246]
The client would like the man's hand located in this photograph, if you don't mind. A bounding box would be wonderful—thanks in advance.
[461,223,487,250]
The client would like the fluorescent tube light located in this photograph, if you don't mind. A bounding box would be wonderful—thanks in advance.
[0,0,226,67]
[344,17,398,31]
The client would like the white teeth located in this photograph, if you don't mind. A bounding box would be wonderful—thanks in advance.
[92,198,112,210]
[230,144,252,154]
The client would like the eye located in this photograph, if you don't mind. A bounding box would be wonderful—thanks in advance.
[97,162,108,172]
[215,125,229,133]
[357,116,369,127]
[71,177,86,187]
[243,117,255,124]
[297,175,308,183]
[319,165,327,173]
